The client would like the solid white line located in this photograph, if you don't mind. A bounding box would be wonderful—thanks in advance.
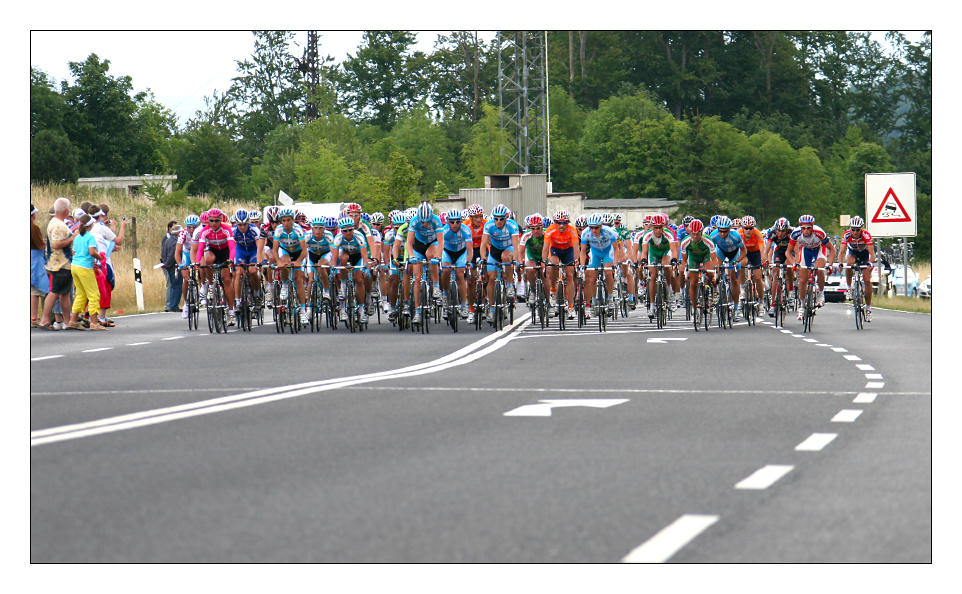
[735,465,794,490]
[622,514,719,563]
[856,364,875,371]
[865,373,883,380]
[832,409,863,423]
[831,347,848,352]
[31,355,64,361]
[161,336,184,341]
[843,354,862,361]
[81,347,112,353]
[866,381,885,389]
[126,342,151,346]
[854,393,878,403]
[795,433,838,451]
[31,314,532,446]
[31,387,270,396]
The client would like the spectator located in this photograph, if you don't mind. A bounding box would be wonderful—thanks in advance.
[37,197,76,331]
[66,214,107,331]
[88,204,126,327]
[30,204,50,327]
[161,220,183,311]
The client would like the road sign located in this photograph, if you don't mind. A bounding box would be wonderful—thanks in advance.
[503,399,628,417]
[865,173,916,237]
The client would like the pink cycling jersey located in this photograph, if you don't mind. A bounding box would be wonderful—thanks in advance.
[196,225,236,260]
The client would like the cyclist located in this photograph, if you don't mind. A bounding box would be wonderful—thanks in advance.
[190,210,210,304]
[195,208,237,326]
[737,215,766,315]
[764,216,795,316]
[440,208,472,320]
[640,214,680,322]
[786,214,836,320]
[331,216,371,324]
[403,202,444,324]
[479,204,521,320]
[306,216,336,305]
[580,213,622,317]
[708,215,747,311]
[837,215,876,321]
[176,214,200,319]
[680,219,719,310]
[519,213,546,305]
[543,210,580,319]
[271,208,310,326]
[464,204,486,320]
[231,209,265,314]
[611,213,637,309]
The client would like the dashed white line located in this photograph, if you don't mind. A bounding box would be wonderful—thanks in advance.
[161,336,185,341]
[81,347,112,353]
[832,409,863,423]
[31,355,64,361]
[843,354,862,361]
[854,392,878,403]
[865,373,883,380]
[816,343,831,347]
[795,433,838,451]
[866,381,885,389]
[622,514,719,563]
[735,465,794,490]
[127,342,151,346]
[804,338,818,343]
[831,347,848,353]
[856,364,875,371]
[791,334,804,337]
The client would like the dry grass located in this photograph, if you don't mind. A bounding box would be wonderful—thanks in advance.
[32,184,258,313]
[872,294,932,314]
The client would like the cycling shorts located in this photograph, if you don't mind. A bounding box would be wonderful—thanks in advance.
[686,252,711,271]
[801,246,825,268]
[308,250,332,266]
[648,250,672,265]
[746,250,762,268]
[486,245,513,267]
[850,249,871,266]
[772,246,789,265]
[550,245,576,266]
[210,246,230,265]
[234,245,258,265]
[442,247,468,268]
[410,237,436,262]
[588,247,614,269]
[179,249,192,269]
[279,247,302,261]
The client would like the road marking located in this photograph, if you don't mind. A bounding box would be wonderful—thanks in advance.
[646,337,688,344]
[161,336,185,341]
[503,399,628,417]
[791,334,804,337]
[856,364,875,371]
[31,314,532,446]
[795,433,838,451]
[31,355,64,362]
[81,347,112,353]
[832,409,863,423]
[735,465,794,490]
[804,338,818,342]
[854,393,878,403]
[831,347,848,352]
[31,387,270,396]
[865,373,883,380]
[622,514,719,563]
[126,342,151,346]
[815,343,831,347]
[866,381,885,389]
[780,329,792,334]
[342,386,930,397]
[843,354,862,361]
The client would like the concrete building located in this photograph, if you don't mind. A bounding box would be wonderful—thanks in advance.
[76,175,178,196]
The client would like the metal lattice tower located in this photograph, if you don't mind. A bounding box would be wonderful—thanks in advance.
[497,31,548,175]
[297,30,320,121]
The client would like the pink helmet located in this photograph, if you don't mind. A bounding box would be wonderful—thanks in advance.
[206,208,224,220]
[199,211,210,224]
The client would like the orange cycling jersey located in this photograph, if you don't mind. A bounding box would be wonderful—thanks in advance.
[544,223,581,250]
[467,218,487,248]
[739,227,765,252]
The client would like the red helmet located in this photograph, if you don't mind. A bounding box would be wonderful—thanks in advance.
[643,214,653,225]
[346,202,362,214]
[652,214,668,226]
[687,219,704,233]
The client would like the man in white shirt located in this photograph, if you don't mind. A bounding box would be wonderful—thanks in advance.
[88,204,126,326]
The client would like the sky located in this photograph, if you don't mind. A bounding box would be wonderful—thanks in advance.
[29,29,925,129]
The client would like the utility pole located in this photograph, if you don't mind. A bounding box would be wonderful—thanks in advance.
[497,31,548,175]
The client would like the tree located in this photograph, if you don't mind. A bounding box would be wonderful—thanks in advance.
[461,103,510,185]
[170,122,245,197]
[388,106,459,197]
[293,137,351,202]
[31,68,67,137]
[31,128,79,183]
[386,151,422,209]
[427,31,498,123]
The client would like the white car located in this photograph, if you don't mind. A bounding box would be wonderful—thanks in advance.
[889,265,920,297]
[919,275,931,298]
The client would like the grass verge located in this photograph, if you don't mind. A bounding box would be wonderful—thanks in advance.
[871,294,931,314]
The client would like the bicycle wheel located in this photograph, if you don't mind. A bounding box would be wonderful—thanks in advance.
[854,280,864,330]
[803,285,815,332]
[215,284,227,333]
[703,284,712,331]
[658,281,668,329]
[240,279,252,332]
[597,281,607,333]
[449,276,459,333]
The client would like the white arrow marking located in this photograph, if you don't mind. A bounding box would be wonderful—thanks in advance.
[646,337,688,344]
[503,399,629,417]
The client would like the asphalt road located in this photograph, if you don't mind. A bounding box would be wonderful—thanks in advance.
[30,300,932,563]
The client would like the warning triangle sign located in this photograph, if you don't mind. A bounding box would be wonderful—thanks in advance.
[871,187,912,223]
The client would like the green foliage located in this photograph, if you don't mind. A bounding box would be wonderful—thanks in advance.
[293,137,351,201]
[31,128,79,183]
[461,103,509,184]
[386,151,422,209]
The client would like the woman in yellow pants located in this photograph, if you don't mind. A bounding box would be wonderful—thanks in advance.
[67,214,108,331]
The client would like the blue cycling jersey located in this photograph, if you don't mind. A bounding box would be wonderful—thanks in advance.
[708,228,745,255]
[306,229,335,255]
[333,231,368,255]
[441,223,472,252]
[580,226,619,251]
[408,214,444,244]
[483,219,520,250]
[233,225,261,251]
[273,225,305,252]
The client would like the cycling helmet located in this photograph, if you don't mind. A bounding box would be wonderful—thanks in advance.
[716,216,732,230]
[264,205,279,224]
[234,209,249,224]
[731,217,741,227]
[388,209,401,222]
[311,217,325,227]
[249,209,262,221]
[391,212,406,226]
[439,212,447,225]
[601,213,614,226]
[278,208,295,220]
[370,212,384,225]
[643,214,653,225]
[798,214,815,225]
[184,214,200,227]
[467,203,484,217]
[554,208,570,223]
[199,211,210,224]
[338,216,355,229]
[849,215,864,229]
[527,214,544,228]
[346,202,362,214]
[295,211,307,225]
[324,216,338,229]
[742,215,756,228]
[613,213,623,222]
[587,213,604,226]
[416,202,434,221]
[652,214,668,226]
[405,207,417,220]
[207,208,224,220]
[446,208,462,222]
[491,204,509,219]
[575,215,588,227]
[774,217,790,231]
[681,215,694,226]
[688,219,704,233]
[460,209,470,220]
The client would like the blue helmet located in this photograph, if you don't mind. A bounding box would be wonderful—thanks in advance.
[446,208,462,221]
[234,209,250,224]
[716,215,732,230]
[491,204,509,218]
[324,216,338,229]
[311,217,325,227]
[361,212,371,223]
[391,212,407,226]
[338,216,355,229]
[709,215,721,227]
[279,208,295,220]
[587,213,604,226]
[184,214,200,227]
[417,201,433,221]
[798,214,815,225]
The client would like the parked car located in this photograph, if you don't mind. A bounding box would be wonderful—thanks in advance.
[823,269,848,302]
[919,274,931,298]
[889,265,920,296]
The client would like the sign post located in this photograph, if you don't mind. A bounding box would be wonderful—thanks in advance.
[865,173,917,297]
